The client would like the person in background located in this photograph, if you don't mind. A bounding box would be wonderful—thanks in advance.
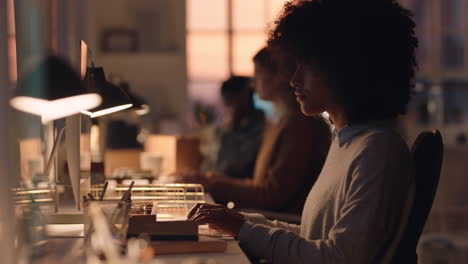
[182,47,332,214]
[215,76,265,180]
[187,0,418,263]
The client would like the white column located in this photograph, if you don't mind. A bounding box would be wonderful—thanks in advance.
[0,0,17,262]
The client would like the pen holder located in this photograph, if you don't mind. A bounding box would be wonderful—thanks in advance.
[83,200,131,250]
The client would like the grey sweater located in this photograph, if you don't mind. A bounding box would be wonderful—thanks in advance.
[238,123,414,264]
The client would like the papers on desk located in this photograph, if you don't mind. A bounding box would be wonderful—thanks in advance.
[46,224,84,238]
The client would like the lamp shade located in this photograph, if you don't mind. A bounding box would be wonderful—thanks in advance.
[119,82,150,116]
[81,67,133,118]
[10,56,102,123]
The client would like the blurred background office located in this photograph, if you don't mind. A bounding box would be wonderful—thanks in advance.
[2,0,468,263]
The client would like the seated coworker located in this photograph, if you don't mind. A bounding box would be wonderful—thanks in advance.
[187,1,418,263]
[216,76,265,179]
[182,47,332,214]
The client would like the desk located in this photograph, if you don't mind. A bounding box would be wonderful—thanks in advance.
[156,242,250,264]
[38,236,250,264]
[38,193,250,263]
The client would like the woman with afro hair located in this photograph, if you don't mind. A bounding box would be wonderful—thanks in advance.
[188,0,419,263]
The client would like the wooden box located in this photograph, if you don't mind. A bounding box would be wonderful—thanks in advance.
[145,135,202,175]
[104,149,142,176]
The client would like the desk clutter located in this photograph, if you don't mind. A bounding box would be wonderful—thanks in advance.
[82,182,227,261]
[90,182,205,219]
[127,215,227,255]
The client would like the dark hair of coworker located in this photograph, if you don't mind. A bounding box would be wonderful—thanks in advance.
[268,0,418,124]
[253,47,277,73]
[221,76,253,107]
[253,47,297,81]
[253,47,299,109]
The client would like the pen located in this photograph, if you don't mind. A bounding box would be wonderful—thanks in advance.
[121,181,134,202]
[99,181,109,201]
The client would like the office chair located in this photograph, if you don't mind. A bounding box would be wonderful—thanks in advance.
[393,129,444,263]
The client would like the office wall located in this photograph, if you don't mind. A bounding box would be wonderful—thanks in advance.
[0,0,16,262]
[91,0,188,133]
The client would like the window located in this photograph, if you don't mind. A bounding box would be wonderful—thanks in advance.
[187,33,229,80]
[441,0,466,69]
[187,0,288,121]
[409,80,431,124]
[443,80,468,123]
[406,0,433,71]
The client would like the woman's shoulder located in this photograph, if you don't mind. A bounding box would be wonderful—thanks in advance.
[345,125,414,189]
[353,125,410,160]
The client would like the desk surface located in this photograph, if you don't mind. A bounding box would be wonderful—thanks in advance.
[156,241,250,264]
[37,237,250,264]
[38,193,250,263]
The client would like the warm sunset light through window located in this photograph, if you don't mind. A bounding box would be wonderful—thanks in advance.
[187,0,288,104]
[187,33,229,80]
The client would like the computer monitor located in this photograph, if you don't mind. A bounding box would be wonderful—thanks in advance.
[81,40,88,80]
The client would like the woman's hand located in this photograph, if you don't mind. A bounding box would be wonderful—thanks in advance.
[188,203,246,238]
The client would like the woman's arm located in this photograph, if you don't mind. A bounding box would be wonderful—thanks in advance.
[189,204,300,235]
[241,212,301,235]
[238,135,414,263]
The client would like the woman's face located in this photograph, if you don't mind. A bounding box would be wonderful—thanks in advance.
[253,63,282,101]
[290,64,334,116]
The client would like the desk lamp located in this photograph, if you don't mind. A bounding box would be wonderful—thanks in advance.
[119,81,151,116]
[132,94,150,116]
[81,67,133,190]
[81,67,133,118]
[10,56,103,211]
[10,56,102,124]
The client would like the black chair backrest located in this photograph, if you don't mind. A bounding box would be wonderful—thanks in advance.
[393,130,444,263]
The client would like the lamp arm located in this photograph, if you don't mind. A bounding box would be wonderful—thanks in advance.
[44,126,66,178]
